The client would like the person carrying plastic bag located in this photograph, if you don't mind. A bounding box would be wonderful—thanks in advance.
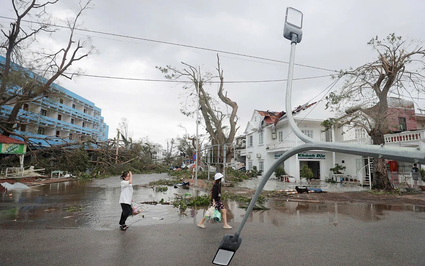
[197,173,231,229]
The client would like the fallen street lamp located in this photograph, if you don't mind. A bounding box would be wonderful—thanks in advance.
[212,7,304,265]
[213,6,425,265]
[212,234,242,265]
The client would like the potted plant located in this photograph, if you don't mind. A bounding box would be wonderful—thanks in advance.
[274,166,287,182]
[330,163,346,174]
[419,168,425,191]
[300,165,313,184]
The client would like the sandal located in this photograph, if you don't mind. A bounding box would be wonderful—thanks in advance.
[120,225,129,231]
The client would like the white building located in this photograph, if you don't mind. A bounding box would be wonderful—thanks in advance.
[240,100,425,183]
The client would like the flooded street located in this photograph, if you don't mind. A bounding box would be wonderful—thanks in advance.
[1,174,425,230]
[2,174,425,266]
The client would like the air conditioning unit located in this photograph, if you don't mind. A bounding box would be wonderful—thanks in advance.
[271,132,277,139]
[247,154,251,159]
[256,153,261,159]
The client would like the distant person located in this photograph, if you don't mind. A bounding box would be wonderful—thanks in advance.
[412,163,420,185]
[119,171,133,231]
[197,173,232,229]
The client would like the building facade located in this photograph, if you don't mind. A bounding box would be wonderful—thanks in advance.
[0,55,108,146]
[240,99,424,184]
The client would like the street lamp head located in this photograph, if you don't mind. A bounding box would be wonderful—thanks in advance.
[212,234,242,265]
[283,7,303,43]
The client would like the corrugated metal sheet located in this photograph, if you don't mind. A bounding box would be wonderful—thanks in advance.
[0,182,30,190]
[0,135,26,144]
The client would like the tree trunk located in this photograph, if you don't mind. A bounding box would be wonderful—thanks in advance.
[370,128,392,190]
[3,102,24,136]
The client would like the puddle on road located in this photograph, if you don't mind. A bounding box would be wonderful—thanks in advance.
[236,177,371,192]
[1,176,424,230]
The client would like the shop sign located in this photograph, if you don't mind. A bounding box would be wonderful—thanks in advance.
[0,143,27,154]
[298,153,325,159]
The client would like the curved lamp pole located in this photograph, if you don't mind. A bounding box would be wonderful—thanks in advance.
[213,7,425,266]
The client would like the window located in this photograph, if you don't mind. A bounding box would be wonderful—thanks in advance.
[72,104,76,109]
[301,129,313,138]
[82,122,85,127]
[398,117,407,131]
[56,131,60,137]
[84,109,86,113]
[355,128,366,139]
[69,133,73,140]
[325,129,333,142]
[259,132,263,145]
[20,124,26,132]
[248,161,253,171]
[37,127,44,135]
[278,131,283,142]
[40,109,47,116]
[59,98,64,104]
[259,160,264,172]
[71,118,74,124]
[22,104,29,111]
[248,135,253,147]
[58,114,62,121]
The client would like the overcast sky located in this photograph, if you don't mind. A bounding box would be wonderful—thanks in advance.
[1,0,425,148]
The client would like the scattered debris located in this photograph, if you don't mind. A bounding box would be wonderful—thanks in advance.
[0,182,30,190]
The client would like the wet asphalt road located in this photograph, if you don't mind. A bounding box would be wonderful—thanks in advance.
[1,174,425,265]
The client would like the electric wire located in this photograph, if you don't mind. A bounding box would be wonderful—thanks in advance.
[70,72,332,83]
[0,15,338,73]
[266,77,341,149]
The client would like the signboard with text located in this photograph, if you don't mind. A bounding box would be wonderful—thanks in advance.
[298,152,326,159]
[0,143,27,154]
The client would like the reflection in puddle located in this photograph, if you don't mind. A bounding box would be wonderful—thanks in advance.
[237,177,370,192]
[1,177,424,230]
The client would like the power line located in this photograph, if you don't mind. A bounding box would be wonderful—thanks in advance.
[0,15,338,73]
[71,72,331,83]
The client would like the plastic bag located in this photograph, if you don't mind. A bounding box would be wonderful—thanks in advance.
[212,209,221,222]
[132,202,142,216]
[204,206,215,219]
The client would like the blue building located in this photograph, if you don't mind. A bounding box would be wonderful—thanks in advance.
[0,55,108,147]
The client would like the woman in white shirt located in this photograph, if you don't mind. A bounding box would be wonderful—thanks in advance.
[119,171,133,230]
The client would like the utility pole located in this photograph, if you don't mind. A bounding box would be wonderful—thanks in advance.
[195,99,200,186]
[115,129,120,164]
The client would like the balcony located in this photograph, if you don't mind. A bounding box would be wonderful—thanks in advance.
[266,140,305,152]
[384,130,425,145]
[341,138,372,145]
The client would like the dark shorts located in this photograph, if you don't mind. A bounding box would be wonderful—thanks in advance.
[214,201,225,210]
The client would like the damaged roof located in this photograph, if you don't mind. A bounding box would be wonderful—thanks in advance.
[257,102,318,126]
[0,135,26,145]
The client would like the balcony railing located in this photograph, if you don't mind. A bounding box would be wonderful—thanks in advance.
[341,138,373,145]
[266,140,305,151]
[384,130,425,144]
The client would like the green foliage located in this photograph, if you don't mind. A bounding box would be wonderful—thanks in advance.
[149,176,181,186]
[420,168,425,182]
[330,163,346,174]
[222,192,267,205]
[274,166,287,177]
[300,165,314,179]
[321,118,338,131]
[155,186,168,192]
[172,194,210,212]
[226,167,250,182]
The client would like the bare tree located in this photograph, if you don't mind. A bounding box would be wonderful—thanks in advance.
[118,117,133,149]
[157,54,239,172]
[0,0,94,136]
[324,33,425,190]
